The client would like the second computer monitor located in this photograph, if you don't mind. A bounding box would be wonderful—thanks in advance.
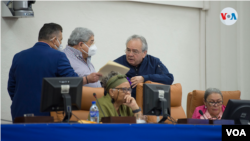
[143,83,171,123]
[222,99,250,125]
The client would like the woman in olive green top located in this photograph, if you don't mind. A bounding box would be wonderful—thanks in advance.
[88,71,142,122]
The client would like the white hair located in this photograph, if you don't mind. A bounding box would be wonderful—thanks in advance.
[68,27,94,46]
[126,35,148,52]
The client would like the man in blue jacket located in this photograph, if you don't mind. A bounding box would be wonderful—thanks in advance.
[114,35,174,98]
[7,23,96,121]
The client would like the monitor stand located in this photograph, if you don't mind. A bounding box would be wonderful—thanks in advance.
[158,98,170,123]
[62,94,73,123]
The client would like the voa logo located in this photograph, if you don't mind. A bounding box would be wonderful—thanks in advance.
[220,7,238,25]
[226,129,246,136]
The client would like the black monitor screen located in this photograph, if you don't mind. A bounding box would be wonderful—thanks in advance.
[143,83,171,123]
[222,99,250,125]
[40,77,82,113]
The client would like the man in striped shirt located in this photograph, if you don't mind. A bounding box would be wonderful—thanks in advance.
[63,27,102,87]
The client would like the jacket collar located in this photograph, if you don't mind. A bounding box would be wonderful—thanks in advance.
[35,42,52,48]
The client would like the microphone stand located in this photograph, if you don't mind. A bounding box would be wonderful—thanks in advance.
[93,93,106,117]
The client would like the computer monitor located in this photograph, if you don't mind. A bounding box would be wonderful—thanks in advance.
[143,83,171,123]
[222,99,250,125]
[40,77,83,122]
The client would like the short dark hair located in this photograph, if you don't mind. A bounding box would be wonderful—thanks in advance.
[38,23,62,41]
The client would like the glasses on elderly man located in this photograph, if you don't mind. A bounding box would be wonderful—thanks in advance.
[114,87,132,93]
[207,101,223,106]
[125,49,142,55]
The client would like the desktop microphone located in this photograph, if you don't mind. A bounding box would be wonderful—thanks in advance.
[93,93,106,117]
[199,110,207,119]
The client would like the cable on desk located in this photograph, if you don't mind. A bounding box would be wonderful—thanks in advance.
[72,113,83,124]
[166,116,177,124]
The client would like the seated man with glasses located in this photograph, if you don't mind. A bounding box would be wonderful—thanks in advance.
[88,71,142,122]
[114,35,174,98]
[192,88,226,120]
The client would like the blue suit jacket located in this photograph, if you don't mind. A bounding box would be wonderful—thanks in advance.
[8,42,78,121]
[114,55,174,98]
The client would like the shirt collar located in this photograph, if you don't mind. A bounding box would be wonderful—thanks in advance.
[204,110,223,120]
[87,56,92,62]
[67,45,82,57]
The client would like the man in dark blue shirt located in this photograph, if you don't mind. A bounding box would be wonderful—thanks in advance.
[114,35,174,98]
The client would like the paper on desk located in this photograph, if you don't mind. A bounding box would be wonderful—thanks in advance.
[78,120,97,124]
[98,61,130,77]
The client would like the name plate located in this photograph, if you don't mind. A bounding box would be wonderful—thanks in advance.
[14,116,54,123]
[177,118,234,125]
[101,117,136,123]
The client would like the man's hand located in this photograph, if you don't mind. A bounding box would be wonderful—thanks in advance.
[87,73,102,83]
[130,76,144,88]
[123,95,139,110]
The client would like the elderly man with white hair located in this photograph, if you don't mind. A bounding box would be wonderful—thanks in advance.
[114,35,174,98]
[63,27,102,87]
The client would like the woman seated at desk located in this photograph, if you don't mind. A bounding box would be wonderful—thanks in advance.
[88,71,142,122]
[192,88,226,120]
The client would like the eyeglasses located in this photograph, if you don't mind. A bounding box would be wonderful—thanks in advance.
[207,101,223,106]
[113,87,132,93]
[125,49,142,55]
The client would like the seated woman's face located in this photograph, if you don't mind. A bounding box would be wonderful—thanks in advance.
[204,93,223,117]
[111,82,131,103]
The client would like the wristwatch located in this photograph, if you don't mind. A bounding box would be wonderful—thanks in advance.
[132,107,141,113]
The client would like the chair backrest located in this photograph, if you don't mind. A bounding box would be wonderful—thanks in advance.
[81,86,104,110]
[136,81,186,123]
[186,90,241,118]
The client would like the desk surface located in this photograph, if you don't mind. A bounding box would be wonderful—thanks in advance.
[1,123,222,141]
